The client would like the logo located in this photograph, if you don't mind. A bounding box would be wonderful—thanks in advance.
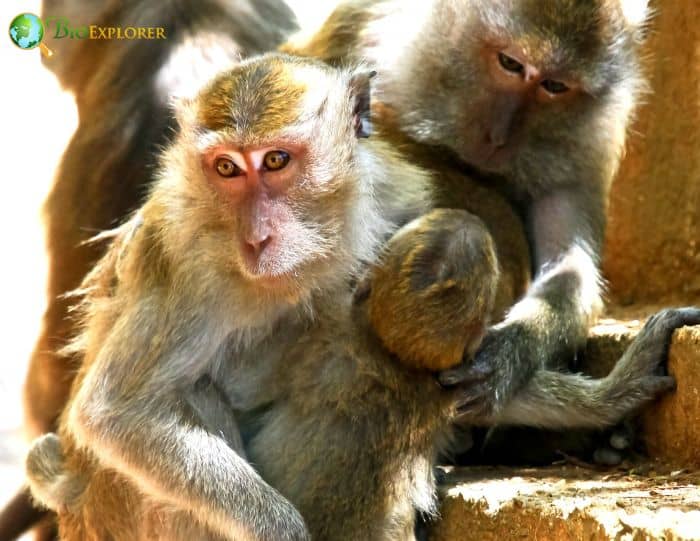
[9,12,167,57]
[8,13,53,57]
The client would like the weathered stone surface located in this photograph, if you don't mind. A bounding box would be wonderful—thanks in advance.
[583,310,700,466]
[431,465,700,541]
[602,0,700,305]
[644,325,700,466]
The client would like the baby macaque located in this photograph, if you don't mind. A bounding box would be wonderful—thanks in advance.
[244,208,496,540]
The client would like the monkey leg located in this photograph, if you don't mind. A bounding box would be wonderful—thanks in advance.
[0,486,50,541]
[366,208,501,372]
[25,389,243,541]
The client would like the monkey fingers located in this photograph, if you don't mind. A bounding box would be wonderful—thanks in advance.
[606,307,700,396]
[641,307,700,357]
[438,357,495,388]
[454,383,495,418]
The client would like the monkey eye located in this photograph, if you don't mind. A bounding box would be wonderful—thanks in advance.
[263,150,290,171]
[498,52,524,73]
[541,79,570,95]
[215,157,243,178]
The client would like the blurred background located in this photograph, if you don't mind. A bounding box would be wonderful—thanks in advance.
[0,0,338,520]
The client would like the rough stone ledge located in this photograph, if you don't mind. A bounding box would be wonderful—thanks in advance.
[430,465,700,541]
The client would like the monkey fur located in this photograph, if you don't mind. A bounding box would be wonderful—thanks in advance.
[18,0,665,487]
[12,0,700,538]
[24,52,699,540]
[25,53,436,541]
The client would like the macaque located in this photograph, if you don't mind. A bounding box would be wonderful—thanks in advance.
[21,53,699,536]
[11,0,699,538]
[24,53,433,541]
[283,0,669,434]
[18,0,671,490]
[2,3,299,538]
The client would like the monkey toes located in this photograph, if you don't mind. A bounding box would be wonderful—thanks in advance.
[366,209,498,372]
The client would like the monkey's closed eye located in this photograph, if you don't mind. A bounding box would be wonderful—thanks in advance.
[215,157,243,178]
[541,79,569,95]
[263,150,290,171]
[498,52,524,73]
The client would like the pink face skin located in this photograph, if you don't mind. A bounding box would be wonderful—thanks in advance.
[467,44,581,170]
[201,143,309,283]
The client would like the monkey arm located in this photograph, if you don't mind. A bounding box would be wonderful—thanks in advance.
[440,186,606,419]
[65,303,309,541]
[470,308,700,428]
[510,185,604,370]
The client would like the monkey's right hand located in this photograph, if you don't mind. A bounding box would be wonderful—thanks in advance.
[26,433,86,514]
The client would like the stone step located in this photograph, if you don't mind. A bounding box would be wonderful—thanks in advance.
[581,306,700,467]
[431,308,700,541]
[430,464,700,541]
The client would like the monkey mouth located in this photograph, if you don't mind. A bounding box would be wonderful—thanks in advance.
[239,254,301,291]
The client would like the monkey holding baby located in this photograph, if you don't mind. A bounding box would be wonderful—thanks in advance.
[24,52,699,541]
[4,0,700,540]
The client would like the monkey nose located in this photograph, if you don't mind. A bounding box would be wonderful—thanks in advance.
[245,235,272,258]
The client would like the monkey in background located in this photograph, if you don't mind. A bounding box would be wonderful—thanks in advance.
[283,0,664,443]
[24,53,435,541]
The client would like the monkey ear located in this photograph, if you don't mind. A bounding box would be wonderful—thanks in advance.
[619,0,650,27]
[350,70,377,138]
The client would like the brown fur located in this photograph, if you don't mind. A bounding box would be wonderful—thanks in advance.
[29,208,502,541]
[23,0,298,441]
[367,209,499,371]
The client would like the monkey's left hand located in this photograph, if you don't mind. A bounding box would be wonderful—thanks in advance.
[438,320,541,420]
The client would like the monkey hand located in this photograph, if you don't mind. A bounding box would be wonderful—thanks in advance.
[601,307,700,405]
[437,321,539,420]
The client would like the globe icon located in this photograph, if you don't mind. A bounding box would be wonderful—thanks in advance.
[9,13,44,50]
